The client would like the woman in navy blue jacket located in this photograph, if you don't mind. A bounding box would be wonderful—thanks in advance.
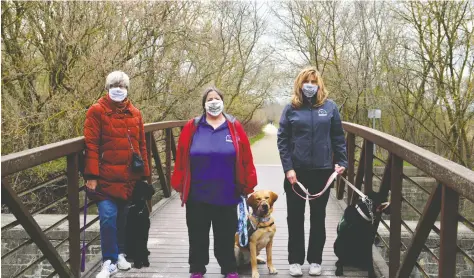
[277,67,348,276]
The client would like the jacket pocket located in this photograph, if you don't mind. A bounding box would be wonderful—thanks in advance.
[292,139,308,168]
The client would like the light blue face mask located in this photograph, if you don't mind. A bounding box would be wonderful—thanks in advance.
[302,83,319,98]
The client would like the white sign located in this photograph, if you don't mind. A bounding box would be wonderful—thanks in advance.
[368,109,381,119]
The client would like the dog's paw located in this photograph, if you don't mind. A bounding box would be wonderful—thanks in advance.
[268,266,278,275]
[256,256,266,264]
[143,260,150,267]
[134,261,143,269]
[251,272,260,278]
[335,268,343,276]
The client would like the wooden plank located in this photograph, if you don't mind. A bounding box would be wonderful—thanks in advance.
[67,153,81,277]
[1,180,73,277]
[1,137,84,177]
[364,140,374,194]
[150,132,170,198]
[439,185,459,277]
[389,155,403,278]
[144,120,187,133]
[397,184,442,277]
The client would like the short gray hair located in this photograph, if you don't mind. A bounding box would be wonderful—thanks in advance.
[105,71,130,90]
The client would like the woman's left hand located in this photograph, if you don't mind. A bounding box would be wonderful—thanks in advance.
[335,164,346,175]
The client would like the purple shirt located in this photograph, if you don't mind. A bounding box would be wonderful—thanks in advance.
[189,117,239,206]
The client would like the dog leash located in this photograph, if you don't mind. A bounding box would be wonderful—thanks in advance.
[339,175,367,199]
[339,175,390,223]
[237,196,249,247]
[292,170,339,200]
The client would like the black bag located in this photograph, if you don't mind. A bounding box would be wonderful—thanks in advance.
[131,152,144,172]
[127,133,144,172]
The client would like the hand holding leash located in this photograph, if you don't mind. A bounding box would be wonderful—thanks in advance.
[335,164,346,175]
[85,179,97,190]
[286,169,298,184]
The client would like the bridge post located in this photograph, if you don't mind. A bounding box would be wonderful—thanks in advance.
[439,186,459,277]
[150,133,170,197]
[364,140,374,194]
[352,141,366,205]
[67,153,81,277]
[146,132,153,212]
[389,155,403,278]
[338,133,355,200]
[165,128,172,189]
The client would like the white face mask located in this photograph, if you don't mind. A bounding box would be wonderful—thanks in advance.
[302,83,319,98]
[109,87,128,102]
[205,99,224,117]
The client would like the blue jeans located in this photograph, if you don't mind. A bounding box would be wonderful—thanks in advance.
[97,199,129,263]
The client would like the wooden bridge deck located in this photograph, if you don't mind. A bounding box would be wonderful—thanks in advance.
[100,165,377,278]
[91,129,384,277]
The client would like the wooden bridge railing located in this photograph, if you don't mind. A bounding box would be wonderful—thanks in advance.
[1,120,186,278]
[337,122,474,278]
[2,119,473,278]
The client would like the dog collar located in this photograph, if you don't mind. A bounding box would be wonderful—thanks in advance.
[251,214,270,223]
[355,204,372,222]
[249,214,272,230]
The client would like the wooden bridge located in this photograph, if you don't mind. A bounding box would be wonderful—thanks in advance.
[2,120,474,277]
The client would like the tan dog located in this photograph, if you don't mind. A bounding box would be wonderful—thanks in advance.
[234,190,278,278]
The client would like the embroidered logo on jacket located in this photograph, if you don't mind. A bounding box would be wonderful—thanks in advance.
[225,135,233,143]
[318,109,328,117]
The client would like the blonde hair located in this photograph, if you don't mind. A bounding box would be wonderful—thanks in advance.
[291,67,328,108]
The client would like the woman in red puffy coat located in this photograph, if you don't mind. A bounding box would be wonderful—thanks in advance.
[83,71,150,278]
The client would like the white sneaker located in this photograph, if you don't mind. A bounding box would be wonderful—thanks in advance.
[289,264,303,277]
[117,253,131,270]
[309,263,322,276]
[96,260,118,278]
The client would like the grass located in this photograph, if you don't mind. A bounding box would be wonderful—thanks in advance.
[249,131,265,145]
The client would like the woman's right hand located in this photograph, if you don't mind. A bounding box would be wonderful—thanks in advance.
[286,170,298,184]
[86,179,98,190]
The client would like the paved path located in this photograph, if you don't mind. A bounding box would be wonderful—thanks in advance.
[92,125,375,277]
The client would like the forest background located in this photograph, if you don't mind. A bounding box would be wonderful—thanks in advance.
[2,1,473,171]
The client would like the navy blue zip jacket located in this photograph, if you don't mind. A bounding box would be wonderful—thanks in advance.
[277,99,348,173]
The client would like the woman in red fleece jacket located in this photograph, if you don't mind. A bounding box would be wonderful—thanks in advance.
[171,87,257,278]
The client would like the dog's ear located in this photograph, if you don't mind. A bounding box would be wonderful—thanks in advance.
[247,193,258,211]
[269,191,278,206]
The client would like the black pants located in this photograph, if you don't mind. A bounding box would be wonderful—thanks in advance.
[284,169,333,265]
[186,200,237,275]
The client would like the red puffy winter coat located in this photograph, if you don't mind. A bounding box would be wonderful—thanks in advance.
[84,95,150,201]
[171,113,257,206]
